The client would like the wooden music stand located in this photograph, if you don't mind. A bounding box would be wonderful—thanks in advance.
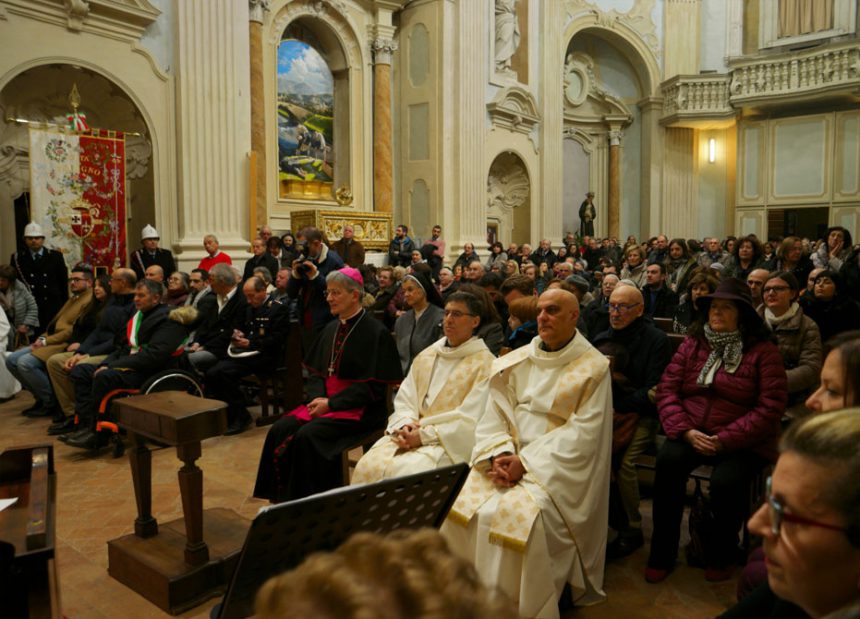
[0,444,60,618]
[216,463,470,619]
[107,392,249,615]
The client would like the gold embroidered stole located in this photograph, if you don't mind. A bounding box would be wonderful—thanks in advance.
[448,346,601,551]
[351,345,489,485]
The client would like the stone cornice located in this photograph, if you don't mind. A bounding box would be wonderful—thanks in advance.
[2,0,160,40]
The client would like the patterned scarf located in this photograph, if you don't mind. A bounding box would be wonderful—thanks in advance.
[697,324,743,386]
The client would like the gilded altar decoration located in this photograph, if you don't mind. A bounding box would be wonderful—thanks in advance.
[291,210,392,250]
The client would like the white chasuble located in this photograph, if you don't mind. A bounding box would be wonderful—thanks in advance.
[351,337,494,484]
[442,333,613,618]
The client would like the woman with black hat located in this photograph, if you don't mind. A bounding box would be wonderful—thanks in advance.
[393,269,445,373]
[645,278,788,585]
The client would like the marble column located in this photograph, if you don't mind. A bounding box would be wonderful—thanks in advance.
[608,130,622,240]
[249,0,269,231]
[372,37,397,213]
[174,0,251,266]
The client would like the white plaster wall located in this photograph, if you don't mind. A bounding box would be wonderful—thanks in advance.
[139,0,174,74]
[700,0,729,72]
[697,128,729,239]
[563,139,590,236]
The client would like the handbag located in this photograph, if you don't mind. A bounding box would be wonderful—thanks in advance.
[685,479,713,568]
[611,411,640,456]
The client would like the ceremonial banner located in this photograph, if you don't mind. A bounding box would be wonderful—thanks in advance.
[28,127,126,272]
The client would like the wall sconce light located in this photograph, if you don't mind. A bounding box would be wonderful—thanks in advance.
[708,138,716,163]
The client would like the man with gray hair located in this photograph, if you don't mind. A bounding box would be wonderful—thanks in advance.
[187,262,247,372]
[205,276,289,434]
[254,266,402,502]
[331,224,366,268]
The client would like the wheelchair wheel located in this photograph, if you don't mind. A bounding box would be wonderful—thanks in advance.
[111,434,125,459]
[141,369,204,397]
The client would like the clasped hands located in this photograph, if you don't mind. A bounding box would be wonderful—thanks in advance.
[231,329,250,349]
[684,429,723,456]
[392,423,422,450]
[306,397,330,418]
[487,452,525,488]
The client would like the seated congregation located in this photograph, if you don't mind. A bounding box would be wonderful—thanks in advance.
[2,222,860,619]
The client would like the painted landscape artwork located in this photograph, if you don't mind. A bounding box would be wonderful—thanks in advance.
[277,39,335,199]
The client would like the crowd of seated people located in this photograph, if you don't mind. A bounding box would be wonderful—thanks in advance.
[3,219,860,618]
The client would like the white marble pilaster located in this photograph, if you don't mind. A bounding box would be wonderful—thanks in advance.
[725,0,744,60]
[540,0,563,246]
[456,0,485,249]
[174,0,252,265]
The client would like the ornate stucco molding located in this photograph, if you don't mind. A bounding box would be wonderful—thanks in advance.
[564,0,660,57]
[486,86,540,135]
[249,0,270,24]
[371,37,398,65]
[487,154,530,212]
[2,0,160,39]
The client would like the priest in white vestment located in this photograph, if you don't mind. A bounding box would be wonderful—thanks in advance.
[352,291,495,484]
[442,289,613,619]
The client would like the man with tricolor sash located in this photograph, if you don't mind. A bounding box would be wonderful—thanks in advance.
[441,288,613,619]
[64,279,196,450]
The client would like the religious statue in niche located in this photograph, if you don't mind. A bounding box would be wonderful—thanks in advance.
[277,32,335,201]
[579,191,596,237]
[494,0,520,76]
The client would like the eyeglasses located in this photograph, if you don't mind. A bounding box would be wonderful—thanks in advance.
[69,277,87,282]
[607,302,640,314]
[763,285,790,294]
[765,477,848,537]
[324,289,346,298]
[444,310,476,319]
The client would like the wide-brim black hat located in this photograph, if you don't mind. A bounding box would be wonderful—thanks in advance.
[697,277,761,323]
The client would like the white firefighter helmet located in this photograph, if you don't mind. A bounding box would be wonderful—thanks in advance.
[23,222,45,238]
[141,224,160,240]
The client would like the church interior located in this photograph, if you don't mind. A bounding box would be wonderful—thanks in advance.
[1,0,859,617]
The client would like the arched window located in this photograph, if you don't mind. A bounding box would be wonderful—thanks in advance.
[277,25,334,200]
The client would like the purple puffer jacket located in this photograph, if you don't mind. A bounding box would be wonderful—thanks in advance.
[656,336,788,461]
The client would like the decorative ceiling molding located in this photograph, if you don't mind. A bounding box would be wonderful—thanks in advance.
[564,0,660,56]
[486,86,540,135]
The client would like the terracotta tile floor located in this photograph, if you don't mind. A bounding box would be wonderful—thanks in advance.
[0,392,737,618]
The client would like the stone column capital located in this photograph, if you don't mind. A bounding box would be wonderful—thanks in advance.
[372,37,398,65]
[608,130,623,146]
[249,0,270,24]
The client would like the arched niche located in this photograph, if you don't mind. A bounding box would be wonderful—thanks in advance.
[562,27,651,238]
[487,151,531,246]
[0,63,153,258]
[268,1,366,211]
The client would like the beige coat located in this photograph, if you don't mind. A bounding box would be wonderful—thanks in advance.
[32,289,93,363]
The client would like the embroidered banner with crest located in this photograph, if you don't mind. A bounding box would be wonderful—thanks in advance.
[29,127,126,272]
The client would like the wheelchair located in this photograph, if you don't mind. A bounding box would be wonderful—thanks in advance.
[82,368,204,458]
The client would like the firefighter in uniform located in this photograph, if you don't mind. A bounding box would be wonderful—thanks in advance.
[130,224,176,283]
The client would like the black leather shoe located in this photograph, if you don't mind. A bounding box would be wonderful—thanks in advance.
[224,413,252,436]
[24,405,55,418]
[606,529,645,561]
[58,428,89,443]
[65,430,99,449]
[21,400,44,415]
[48,418,77,436]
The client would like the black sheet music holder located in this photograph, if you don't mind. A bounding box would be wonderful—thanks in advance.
[216,463,469,619]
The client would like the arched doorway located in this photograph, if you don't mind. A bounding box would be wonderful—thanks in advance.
[0,64,153,261]
[487,151,531,247]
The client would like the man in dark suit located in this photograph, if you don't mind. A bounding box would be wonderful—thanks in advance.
[642,263,679,319]
[11,222,68,335]
[65,279,195,449]
[130,224,176,283]
[187,263,247,373]
[243,237,279,282]
[205,276,288,434]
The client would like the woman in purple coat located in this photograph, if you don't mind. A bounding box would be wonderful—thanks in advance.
[645,278,788,584]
